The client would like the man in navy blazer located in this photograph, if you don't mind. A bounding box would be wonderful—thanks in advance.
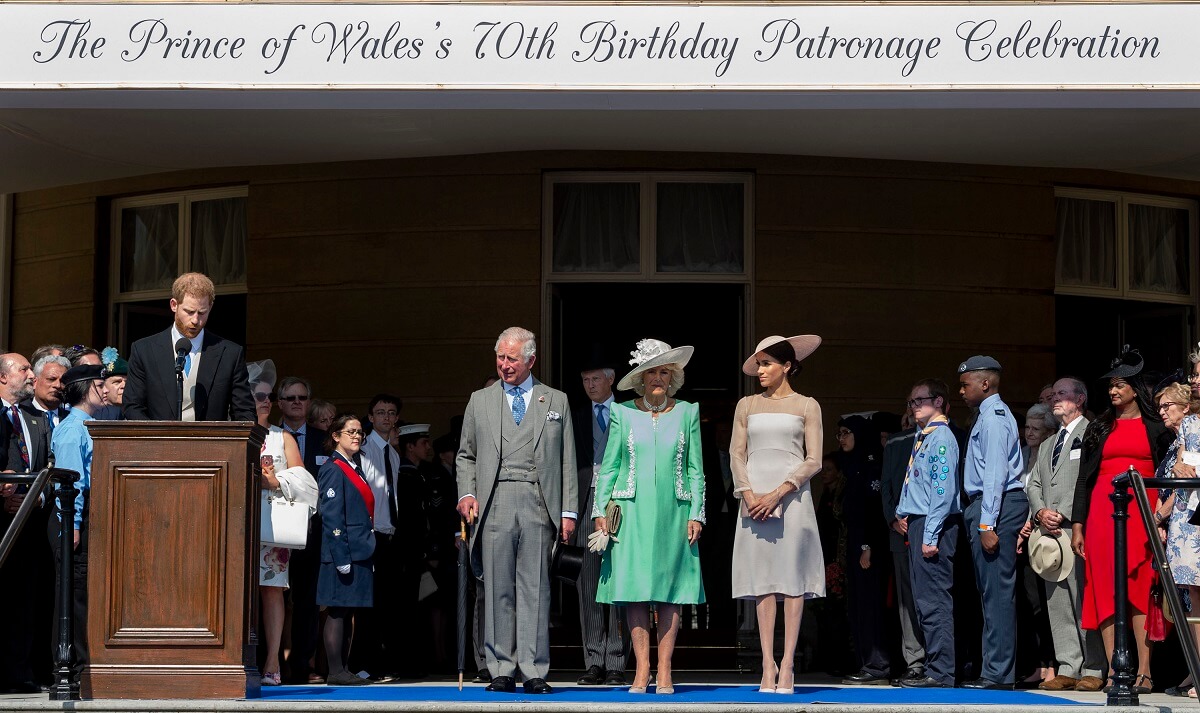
[122,273,255,422]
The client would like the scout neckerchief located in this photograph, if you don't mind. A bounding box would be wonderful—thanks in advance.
[334,454,375,525]
[904,414,951,486]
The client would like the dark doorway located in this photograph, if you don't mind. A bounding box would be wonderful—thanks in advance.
[547,281,747,671]
[1056,295,1196,409]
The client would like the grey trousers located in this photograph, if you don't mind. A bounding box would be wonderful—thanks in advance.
[891,546,926,673]
[481,481,555,680]
[1044,556,1105,679]
[576,485,628,672]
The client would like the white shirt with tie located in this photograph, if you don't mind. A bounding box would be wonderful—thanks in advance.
[361,429,398,535]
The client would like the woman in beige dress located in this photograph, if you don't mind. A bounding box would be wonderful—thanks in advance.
[730,335,825,694]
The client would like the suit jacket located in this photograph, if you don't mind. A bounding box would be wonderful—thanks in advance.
[1072,415,1174,524]
[123,327,255,421]
[318,452,377,566]
[881,428,916,553]
[1026,417,1089,524]
[571,400,613,514]
[16,400,61,471]
[456,379,578,543]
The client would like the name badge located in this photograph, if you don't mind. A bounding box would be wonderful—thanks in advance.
[316,455,329,466]
[1069,449,1081,461]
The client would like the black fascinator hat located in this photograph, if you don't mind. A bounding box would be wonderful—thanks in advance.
[1102,345,1144,380]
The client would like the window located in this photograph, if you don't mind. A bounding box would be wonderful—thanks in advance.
[110,187,248,350]
[1055,188,1197,304]
[544,172,752,280]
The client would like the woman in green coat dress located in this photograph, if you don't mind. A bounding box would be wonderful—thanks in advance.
[592,339,705,695]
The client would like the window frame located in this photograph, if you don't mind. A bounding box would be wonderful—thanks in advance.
[1054,187,1198,306]
[542,171,754,283]
[108,186,248,344]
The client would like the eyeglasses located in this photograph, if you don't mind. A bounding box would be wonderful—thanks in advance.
[835,429,853,438]
[1159,402,1188,412]
[253,392,274,403]
[279,395,310,403]
[906,396,935,408]
[338,429,365,438]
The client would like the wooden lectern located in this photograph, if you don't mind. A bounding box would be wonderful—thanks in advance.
[84,421,264,699]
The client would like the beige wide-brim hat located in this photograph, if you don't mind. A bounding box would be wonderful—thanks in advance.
[246,359,277,389]
[1029,527,1074,583]
[616,339,694,392]
[742,335,822,376]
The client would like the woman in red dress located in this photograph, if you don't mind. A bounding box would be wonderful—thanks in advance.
[1071,347,1174,693]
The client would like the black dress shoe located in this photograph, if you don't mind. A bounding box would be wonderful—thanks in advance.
[523,678,553,694]
[577,665,605,685]
[473,670,492,684]
[486,675,516,693]
[604,671,627,685]
[900,675,950,689]
[842,670,890,685]
[326,671,369,686]
[961,678,1014,690]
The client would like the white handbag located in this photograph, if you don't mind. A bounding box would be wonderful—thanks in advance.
[261,490,310,549]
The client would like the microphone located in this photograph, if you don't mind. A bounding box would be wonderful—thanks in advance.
[175,337,191,377]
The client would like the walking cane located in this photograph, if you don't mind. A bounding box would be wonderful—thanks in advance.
[457,518,470,691]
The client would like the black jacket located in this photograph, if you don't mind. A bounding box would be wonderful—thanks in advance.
[123,328,255,421]
[1072,415,1174,527]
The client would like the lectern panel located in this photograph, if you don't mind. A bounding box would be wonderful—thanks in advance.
[106,465,227,646]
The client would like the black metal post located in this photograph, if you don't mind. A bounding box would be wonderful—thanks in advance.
[51,470,80,701]
[1107,467,1137,706]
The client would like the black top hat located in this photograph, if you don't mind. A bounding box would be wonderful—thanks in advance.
[551,541,586,584]
[1102,345,1144,380]
[579,345,617,374]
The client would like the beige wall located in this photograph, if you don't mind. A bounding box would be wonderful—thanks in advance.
[9,151,1200,439]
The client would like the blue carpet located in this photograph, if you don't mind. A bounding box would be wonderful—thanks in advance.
[260,684,1092,705]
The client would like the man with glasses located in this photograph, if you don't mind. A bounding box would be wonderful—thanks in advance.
[275,375,330,685]
[895,379,961,688]
[1025,377,1104,692]
[124,272,254,421]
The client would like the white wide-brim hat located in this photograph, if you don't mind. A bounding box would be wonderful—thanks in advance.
[616,339,694,392]
[1028,527,1074,582]
[246,359,277,389]
[742,335,822,376]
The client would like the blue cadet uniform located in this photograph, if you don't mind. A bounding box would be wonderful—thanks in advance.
[896,417,960,687]
[958,355,1029,688]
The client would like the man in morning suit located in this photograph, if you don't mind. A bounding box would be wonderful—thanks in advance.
[0,353,37,693]
[456,327,578,694]
[957,355,1028,690]
[122,272,255,422]
[895,379,961,689]
[1025,377,1104,692]
[571,359,628,686]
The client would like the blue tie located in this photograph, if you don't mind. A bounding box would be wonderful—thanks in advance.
[1051,428,1067,469]
[595,403,608,432]
[510,386,525,425]
[184,352,193,376]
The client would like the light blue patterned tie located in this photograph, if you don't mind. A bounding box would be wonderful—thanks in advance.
[595,403,608,432]
[184,352,193,376]
[510,386,525,425]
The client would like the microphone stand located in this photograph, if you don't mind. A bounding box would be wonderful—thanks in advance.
[175,353,186,421]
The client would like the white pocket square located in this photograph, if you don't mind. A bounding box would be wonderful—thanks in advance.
[547,411,562,421]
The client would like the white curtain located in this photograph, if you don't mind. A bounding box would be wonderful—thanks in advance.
[120,204,178,292]
[1129,203,1190,295]
[190,197,247,286]
[1055,197,1116,290]
[656,183,744,273]
[552,183,639,273]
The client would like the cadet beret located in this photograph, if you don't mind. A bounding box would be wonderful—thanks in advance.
[62,364,105,386]
[957,355,1003,374]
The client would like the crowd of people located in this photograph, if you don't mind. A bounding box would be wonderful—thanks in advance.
[2,269,1200,699]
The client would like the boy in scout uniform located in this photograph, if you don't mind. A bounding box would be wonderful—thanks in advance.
[896,378,961,689]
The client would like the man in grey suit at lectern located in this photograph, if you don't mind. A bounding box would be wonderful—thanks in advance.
[456,327,578,695]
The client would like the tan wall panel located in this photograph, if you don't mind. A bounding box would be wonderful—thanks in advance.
[247,229,538,285]
[757,174,1053,235]
[10,307,94,354]
[757,230,1055,291]
[12,254,95,310]
[11,201,95,260]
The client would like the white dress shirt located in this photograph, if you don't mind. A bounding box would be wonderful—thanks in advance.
[361,429,398,534]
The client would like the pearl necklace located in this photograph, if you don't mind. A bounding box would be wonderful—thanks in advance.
[642,396,669,413]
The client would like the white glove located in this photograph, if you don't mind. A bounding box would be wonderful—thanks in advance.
[337,564,351,575]
[587,528,616,553]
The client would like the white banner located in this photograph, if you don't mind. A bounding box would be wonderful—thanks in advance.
[0,3,1193,90]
